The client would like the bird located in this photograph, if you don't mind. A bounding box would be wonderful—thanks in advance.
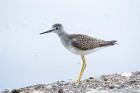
[40,23,117,84]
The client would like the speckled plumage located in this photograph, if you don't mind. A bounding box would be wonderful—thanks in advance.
[68,34,116,50]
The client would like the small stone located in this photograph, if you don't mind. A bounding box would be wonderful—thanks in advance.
[86,79,90,82]
[46,85,52,89]
[129,80,137,84]
[58,88,63,93]
[103,78,108,81]
[11,89,21,93]
[133,71,140,75]
[89,77,94,79]
[121,72,132,77]
[109,85,115,89]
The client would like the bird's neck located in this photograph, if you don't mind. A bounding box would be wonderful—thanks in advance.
[58,30,68,37]
[57,30,70,45]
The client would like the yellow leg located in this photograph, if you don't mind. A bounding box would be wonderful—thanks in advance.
[75,55,87,84]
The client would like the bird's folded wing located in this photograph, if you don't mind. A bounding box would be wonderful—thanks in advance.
[69,34,107,50]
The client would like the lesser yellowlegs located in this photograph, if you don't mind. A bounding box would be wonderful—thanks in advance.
[40,23,117,83]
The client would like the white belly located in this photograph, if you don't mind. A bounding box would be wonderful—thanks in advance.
[63,44,106,55]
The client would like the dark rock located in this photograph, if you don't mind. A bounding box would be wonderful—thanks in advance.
[109,85,115,89]
[89,77,94,79]
[58,88,63,93]
[11,89,20,93]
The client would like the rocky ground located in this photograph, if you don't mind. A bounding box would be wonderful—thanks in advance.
[1,71,140,93]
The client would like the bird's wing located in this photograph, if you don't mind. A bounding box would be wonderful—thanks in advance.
[69,34,108,50]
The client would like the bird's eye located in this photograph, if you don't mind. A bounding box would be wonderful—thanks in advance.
[56,28,58,30]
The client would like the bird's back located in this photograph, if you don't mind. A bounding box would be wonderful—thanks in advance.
[68,34,117,50]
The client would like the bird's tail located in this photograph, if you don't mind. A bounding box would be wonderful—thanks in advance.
[107,40,117,46]
[99,40,117,47]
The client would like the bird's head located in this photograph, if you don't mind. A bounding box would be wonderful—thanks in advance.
[40,23,63,34]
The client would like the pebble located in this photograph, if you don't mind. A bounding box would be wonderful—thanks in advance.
[121,72,132,77]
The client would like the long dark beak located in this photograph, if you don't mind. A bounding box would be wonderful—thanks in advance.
[40,29,54,34]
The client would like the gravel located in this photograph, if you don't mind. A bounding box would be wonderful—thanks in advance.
[1,71,140,93]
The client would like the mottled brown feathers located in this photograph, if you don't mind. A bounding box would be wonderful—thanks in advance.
[68,34,117,50]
